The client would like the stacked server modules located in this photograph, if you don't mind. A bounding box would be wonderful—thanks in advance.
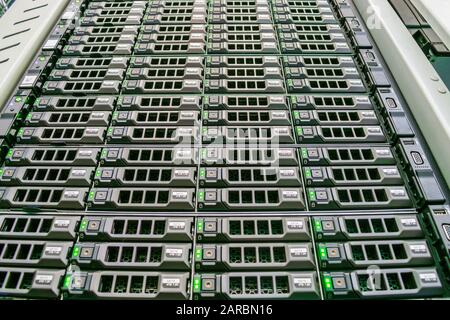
[0,0,448,300]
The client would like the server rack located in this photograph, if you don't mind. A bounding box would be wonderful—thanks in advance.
[0,0,448,300]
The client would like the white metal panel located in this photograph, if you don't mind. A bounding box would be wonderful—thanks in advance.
[0,0,70,107]
[354,0,450,188]
[411,0,450,50]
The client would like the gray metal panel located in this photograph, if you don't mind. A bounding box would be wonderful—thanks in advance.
[354,0,450,188]
[0,0,70,107]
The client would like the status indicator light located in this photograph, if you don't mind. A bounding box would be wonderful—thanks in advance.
[308,189,316,201]
[197,219,204,232]
[79,220,88,231]
[305,169,312,178]
[195,247,202,261]
[319,247,327,259]
[193,277,201,293]
[315,220,322,232]
[323,276,333,291]
[198,192,205,201]
[72,247,80,257]
[301,148,308,159]
[63,275,72,289]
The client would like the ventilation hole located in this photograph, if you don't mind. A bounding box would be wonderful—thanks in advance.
[14,15,40,25]
[0,42,21,52]
[23,4,48,13]
[3,28,31,39]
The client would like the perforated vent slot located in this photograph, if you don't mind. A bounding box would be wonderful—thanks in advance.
[344,217,399,235]
[0,217,54,235]
[313,96,357,107]
[336,188,389,204]
[228,275,291,296]
[357,271,418,292]
[111,219,166,236]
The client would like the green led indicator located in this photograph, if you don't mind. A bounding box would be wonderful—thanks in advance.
[323,276,333,291]
[15,97,22,102]
[63,275,72,289]
[305,169,311,178]
[195,247,202,261]
[96,170,101,177]
[113,112,118,118]
[198,192,205,201]
[308,189,316,201]
[290,96,297,103]
[197,219,203,232]
[202,127,207,133]
[193,277,201,293]
[72,246,80,257]
[0,169,3,176]
[301,148,308,158]
[315,220,322,232]
[26,113,32,119]
[18,128,24,136]
[80,220,88,231]
[200,169,206,178]
[89,192,95,200]
[319,247,327,259]
[296,127,303,135]
[39,56,46,61]
[287,79,293,86]
[203,111,208,118]
[101,149,107,157]
[293,111,299,118]
[201,148,207,157]
[108,127,113,133]
[6,149,13,158]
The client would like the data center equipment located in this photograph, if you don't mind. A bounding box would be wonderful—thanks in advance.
[0,0,448,301]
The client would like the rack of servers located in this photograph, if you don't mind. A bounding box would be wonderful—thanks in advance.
[0,0,448,300]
